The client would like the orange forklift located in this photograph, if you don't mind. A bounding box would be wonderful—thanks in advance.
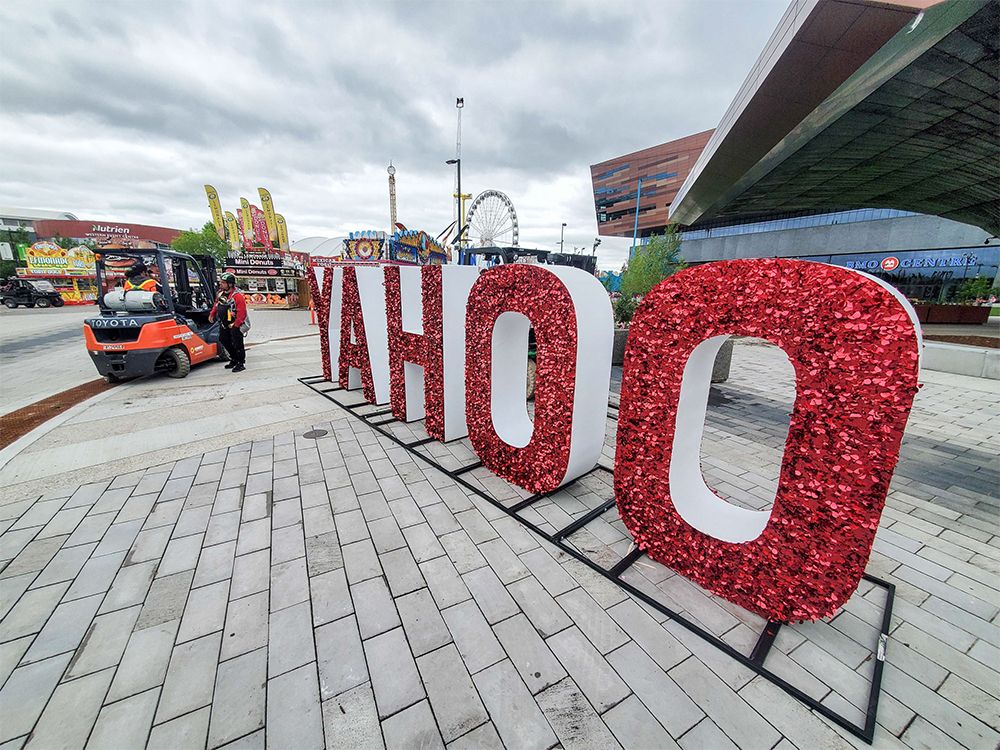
[83,249,227,382]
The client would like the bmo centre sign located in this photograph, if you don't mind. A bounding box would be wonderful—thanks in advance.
[309,259,920,624]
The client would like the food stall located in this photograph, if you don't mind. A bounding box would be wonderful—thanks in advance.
[15,241,99,304]
[223,249,309,308]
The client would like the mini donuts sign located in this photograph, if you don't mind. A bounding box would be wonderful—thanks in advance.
[309,259,920,623]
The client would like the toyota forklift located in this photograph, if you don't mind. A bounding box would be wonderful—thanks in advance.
[83,249,227,382]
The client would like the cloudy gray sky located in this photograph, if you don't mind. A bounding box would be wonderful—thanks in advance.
[1,0,787,270]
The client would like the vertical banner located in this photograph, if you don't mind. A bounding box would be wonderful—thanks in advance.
[235,210,253,251]
[258,187,279,243]
[275,214,290,250]
[249,205,274,251]
[204,185,226,240]
[239,197,254,241]
[223,212,241,251]
[465,264,613,493]
[614,259,920,622]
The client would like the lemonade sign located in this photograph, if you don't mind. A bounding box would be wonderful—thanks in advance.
[25,242,96,276]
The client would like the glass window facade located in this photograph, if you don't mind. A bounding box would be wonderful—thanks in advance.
[680,208,918,240]
[801,246,999,302]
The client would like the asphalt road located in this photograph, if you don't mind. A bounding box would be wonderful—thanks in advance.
[0,305,96,414]
[0,305,316,417]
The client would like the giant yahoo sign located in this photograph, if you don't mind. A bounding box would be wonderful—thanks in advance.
[309,259,920,622]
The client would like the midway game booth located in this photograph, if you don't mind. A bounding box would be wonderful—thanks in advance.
[299,256,922,745]
[328,229,451,265]
[15,241,98,305]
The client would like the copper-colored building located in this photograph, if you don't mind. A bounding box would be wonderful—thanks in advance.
[590,129,712,239]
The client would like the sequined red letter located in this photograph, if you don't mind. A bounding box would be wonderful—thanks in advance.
[466,264,613,494]
[615,259,920,622]
[339,266,390,403]
[384,266,479,441]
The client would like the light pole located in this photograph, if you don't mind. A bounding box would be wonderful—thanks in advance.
[560,222,567,253]
[446,158,462,259]
[632,178,643,256]
[592,237,601,255]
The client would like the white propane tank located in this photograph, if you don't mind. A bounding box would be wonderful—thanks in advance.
[103,289,163,312]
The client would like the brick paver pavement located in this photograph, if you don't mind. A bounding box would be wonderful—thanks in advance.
[0,341,997,749]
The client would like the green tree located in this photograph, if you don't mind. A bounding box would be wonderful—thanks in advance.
[0,227,30,280]
[619,224,686,300]
[51,236,96,250]
[954,276,999,303]
[171,222,231,264]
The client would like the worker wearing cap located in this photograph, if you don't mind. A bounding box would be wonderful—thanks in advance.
[124,262,161,292]
[209,272,248,372]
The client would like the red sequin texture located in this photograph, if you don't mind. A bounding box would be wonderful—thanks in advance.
[338,266,376,402]
[615,259,920,623]
[465,265,578,494]
[383,266,446,438]
[308,266,333,381]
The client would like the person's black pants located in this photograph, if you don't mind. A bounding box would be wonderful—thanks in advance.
[220,326,245,365]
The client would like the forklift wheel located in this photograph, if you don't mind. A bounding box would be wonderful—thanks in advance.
[105,373,120,384]
[163,348,191,379]
[3,299,17,309]
[35,298,51,308]
[216,344,230,362]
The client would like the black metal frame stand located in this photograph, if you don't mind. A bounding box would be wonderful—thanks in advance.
[300,375,894,744]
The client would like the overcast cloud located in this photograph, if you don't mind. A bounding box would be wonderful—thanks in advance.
[0,0,786,270]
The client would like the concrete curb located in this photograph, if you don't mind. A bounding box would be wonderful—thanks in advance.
[922,342,999,380]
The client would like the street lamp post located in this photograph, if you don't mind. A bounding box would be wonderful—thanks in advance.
[446,158,462,261]
[632,178,643,256]
[560,222,567,253]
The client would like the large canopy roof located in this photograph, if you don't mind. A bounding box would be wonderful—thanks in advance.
[670,0,999,235]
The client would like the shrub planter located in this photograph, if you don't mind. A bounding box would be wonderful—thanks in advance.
[611,328,733,383]
[612,328,629,365]
[912,304,990,325]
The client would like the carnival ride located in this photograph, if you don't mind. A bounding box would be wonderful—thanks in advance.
[465,190,519,248]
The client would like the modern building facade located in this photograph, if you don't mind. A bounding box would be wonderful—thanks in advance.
[590,130,713,239]
[591,0,1000,301]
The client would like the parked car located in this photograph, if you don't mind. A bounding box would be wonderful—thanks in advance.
[0,278,65,308]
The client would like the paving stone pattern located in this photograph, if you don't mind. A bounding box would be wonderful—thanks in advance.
[0,344,997,749]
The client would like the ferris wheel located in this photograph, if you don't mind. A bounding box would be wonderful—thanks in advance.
[465,190,519,247]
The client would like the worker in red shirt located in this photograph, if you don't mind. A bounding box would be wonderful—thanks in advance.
[209,272,249,372]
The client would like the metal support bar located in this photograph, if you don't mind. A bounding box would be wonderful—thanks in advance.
[405,437,438,449]
[452,461,482,476]
[750,621,782,664]
[552,499,617,541]
[365,409,394,419]
[508,492,548,514]
[609,546,645,577]
[296,375,893,745]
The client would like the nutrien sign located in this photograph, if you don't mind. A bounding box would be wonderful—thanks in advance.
[309,259,920,623]
[32,219,181,248]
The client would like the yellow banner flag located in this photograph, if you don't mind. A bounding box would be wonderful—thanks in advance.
[257,187,279,243]
[204,185,226,240]
[239,197,253,239]
[223,211,241,250]
[275,214,290,250]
